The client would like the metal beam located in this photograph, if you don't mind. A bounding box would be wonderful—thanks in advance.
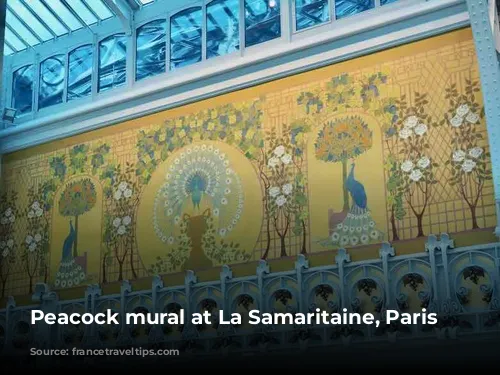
[103,0,133,35]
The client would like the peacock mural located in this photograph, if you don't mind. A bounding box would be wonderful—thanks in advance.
[54,219,86,289]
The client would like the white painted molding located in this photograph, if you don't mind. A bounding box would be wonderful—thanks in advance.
[0,0,468,154]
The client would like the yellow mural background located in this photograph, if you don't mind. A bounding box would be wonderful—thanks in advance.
[0,27,497,303]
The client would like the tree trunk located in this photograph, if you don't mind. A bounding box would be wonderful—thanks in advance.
[102,256,107,284]
[1,280,5,298]
[416,213,424,238]
[73,215,79,257]
[279,235,287,257]
[261,218,271,260]
[29,275,33,294]
[390,206,399,241]
[469,204,479,229]
[342,159,349,211]
[118,261,123,281]
[301,219,307,255]
[130,243,137,279]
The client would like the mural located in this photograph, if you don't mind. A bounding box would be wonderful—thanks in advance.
[0,28,497,298]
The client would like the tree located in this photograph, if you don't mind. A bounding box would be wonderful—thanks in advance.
[314,116,373,211]
[58,178,97,257]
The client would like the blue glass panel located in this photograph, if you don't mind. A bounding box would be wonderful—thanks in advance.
[381,0,397,4]
[42,0,83,31]
[4,44,14,56]
[12,65,34,115]
[68,45,93,101]
[136,19,167,81]
[335,0,374,19]
[39,55,65,109]
[295,0,329,31]
[207,0,240,59]
[5,28,26,51]
[8,0,53,41]
[99,34,127,92]
[245,0,281,47]
[170,7,202,70]
[84,0,114,20]
[66,0,98,25]
[6,9,40,46]
[23,1,68,36]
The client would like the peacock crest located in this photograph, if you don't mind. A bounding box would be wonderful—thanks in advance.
[153,143,244,244]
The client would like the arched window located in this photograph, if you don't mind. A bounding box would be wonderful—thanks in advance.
[206,0,240,59]
[39,55,65,110]
[170,7,202,70]
[335,0,374,20]
[136,19,167,81]
[68,45,93,101]
[11,65,34,115]
[98,34,127,92]
[295,0,330,31]
[245,0,281,47]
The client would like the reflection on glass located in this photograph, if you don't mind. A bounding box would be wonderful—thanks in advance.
[12,65,34,115]
[381,0,397,4]
[68,45,93,101]
[295,0,329,31]
[245,0,281,47]
[170,7,202,70]
[335,0,374,20]
[39,55,65,109]
[136,19,166,81]
[99,34,127,92]
[207,0,239,59]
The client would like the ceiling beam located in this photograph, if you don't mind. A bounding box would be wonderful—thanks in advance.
[103,0,133,35]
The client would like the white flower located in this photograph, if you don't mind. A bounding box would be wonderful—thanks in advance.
[34,234,42,243]
[7,239,14,248]
[360,235,369,244]
[36,209,43,217]
[219,228,227,237]
[124,189,133,199]
[462,159,476,173]
[118,182,128,191]
[27,211,34,219]
[29,243,37,252]
[417,156,431,169]
[0,241,4,249]
[469,147,483,159]
[282,183,293,196]
[117,225,127,235]
[9,215,15,223]
[273,145,286,157]
[113,218,122,228]
[32,201,40,210]
[414,123,428,136]
[2,249,8,258]
[456,104,470,117]
[370,230,379,240]
[450,115,463,128]
[268,187,281,198]
[401,160,414,173]
[0,217,6,225]
[453,150,466,163]
[4,208,12,217]
[404,116,419,129]
[399,128,412,140]
[267,157,280,168]
[275,195,287,207]
[466,112,479,124]
[281,154,292,165]
[409,169,423,182]
[25,235,33,245]
[122,216,132,226]
[114,190,122,201]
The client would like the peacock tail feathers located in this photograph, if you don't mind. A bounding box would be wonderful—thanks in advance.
[54,259,86,289]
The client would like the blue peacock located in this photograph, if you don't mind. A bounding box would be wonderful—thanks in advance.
[154,144,244,242]
[320,162,383,248]
[54,219,86,289]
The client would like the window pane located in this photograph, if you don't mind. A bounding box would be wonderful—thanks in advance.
[4,44,14,56]
[335,0,374,19]
[381,0,397,4]
[84,0,114,20]
[5,27,28,51]
[12,65,34,115]
[6,9,40,46]
[8,0,53,41]
[23,0,69,36]
[65,0,98,25]
[39,55,65,109]
[207,0,240,59]
[245,0,281,48]
[170,7,202,70]
[99,34,127,92]
[42,0,83,31]
[136,19,166,81]
[68,45,93,101]
[295,0,329,30]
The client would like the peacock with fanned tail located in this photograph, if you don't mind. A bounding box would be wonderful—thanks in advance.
[54,219,86,289]
[319,162,383,248]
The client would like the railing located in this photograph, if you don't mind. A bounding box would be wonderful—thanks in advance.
[1,233,500,358]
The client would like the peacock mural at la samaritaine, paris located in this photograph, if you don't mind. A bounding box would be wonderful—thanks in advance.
[0,28,497,298]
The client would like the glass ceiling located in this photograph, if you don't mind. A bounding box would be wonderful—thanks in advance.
[3,0,155,56]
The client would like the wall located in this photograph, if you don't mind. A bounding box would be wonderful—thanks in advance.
[0,27,497,304]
